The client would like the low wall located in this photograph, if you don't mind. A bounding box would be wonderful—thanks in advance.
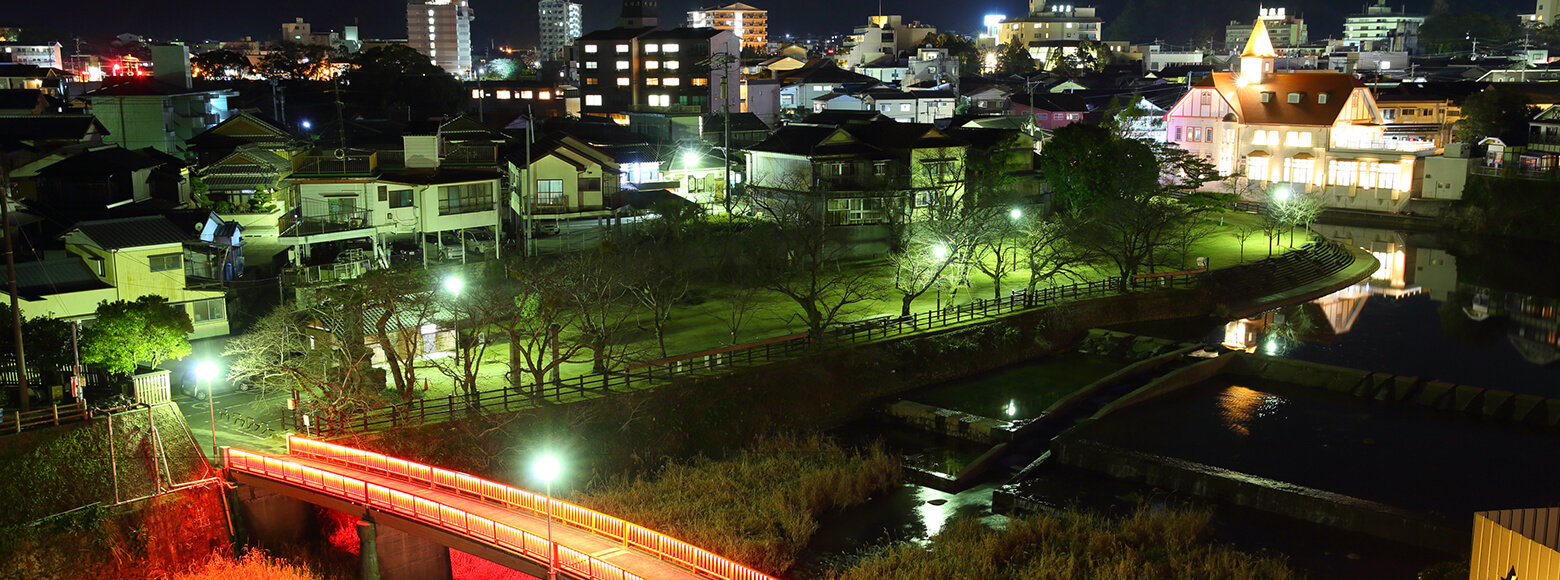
[1052,437,1467,553]
[882,400,1015,444]
[1092,353,1239,419]
[1223,354,1560,428]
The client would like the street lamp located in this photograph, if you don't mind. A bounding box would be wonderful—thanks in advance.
[196,361,219,464]
[533,455,562,580]
[1009,208,1023,220]
[444,277,463,389]
[1273,186,1291,201]
[932,244,949,260]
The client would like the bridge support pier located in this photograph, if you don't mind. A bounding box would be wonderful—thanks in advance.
[358,518,453,580]
[231,485,318,549]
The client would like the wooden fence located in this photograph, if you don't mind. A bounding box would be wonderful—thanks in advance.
[0,400,91,434]
[291,271,1207,439]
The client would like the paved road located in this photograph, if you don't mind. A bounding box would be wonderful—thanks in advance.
[173,385,290,461]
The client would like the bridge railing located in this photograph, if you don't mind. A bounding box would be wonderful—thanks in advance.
[225,447,651,580]
[284,436,777,580]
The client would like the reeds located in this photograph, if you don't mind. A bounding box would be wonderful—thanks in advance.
[575,434,901,574]
[830,506,1295,580]
[167,548,323,580]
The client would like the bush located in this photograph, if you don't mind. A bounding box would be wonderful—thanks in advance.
[168,548,323,580]
[829,506,1294,580]
[574,435,901,574]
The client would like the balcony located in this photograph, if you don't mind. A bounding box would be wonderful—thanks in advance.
[293,151,379,176]
[283,259,374,286]
[1329,138,1436,152]
[626,104,704,114]
[279,205,372,237]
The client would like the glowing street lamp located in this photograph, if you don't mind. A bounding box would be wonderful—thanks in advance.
[932,244,949,260]
[533,455,563,580]
[196,361,220,464]
[444,277,464,383]
[683,149,700,168]
[1009,208,1023,220]
[1273,186,1291,202]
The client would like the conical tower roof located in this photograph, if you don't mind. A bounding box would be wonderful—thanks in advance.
[1241,18,1278,58]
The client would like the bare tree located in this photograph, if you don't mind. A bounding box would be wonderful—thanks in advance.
[561,251,637,372]
[490,259,589,397]
[1232,224,1261,263]
[311,268,439,401]
[705,285,769,345]
[429,284,501,404]
[744,188,882,337]
[1019,216,1092,292]
[1170,216,1220,270]
[224,306,382,419]
[621,243,692,358]
[972,209,1028,299]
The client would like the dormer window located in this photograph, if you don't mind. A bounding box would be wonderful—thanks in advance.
[1287,92,1302,103]
[1318,93,1330,104]
[1260,92,1274,103]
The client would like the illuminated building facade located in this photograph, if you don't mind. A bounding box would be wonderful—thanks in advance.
[1225,7,1307,51]
[407,0,475,77]
[687,3,768,52]
[539,0,583,63]
[995,2,1101,57]
[1164,19,1433,212]
[575,26,740,117]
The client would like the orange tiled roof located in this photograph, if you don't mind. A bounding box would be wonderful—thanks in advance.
[1200,71,1366,127]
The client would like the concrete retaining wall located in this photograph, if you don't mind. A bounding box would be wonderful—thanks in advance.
[1094,353,1240,419]
[1052,437,1467,553]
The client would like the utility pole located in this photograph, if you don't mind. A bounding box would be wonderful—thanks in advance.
[0,159,28,413]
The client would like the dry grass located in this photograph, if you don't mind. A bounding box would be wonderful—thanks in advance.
[830,506,1294,580]
[574,434,901,574]
[166,548,323,580]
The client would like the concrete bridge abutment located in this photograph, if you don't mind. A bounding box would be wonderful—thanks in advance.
[358,517,453,580]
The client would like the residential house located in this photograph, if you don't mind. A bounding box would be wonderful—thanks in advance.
[1,216,232,339]
[745,114,970,229]
[1009,92,1089,131]
[187,111,310,212]
[278,125,504,294]
[507,133,622,223]
[0,65,67,97]
[1370,82,1479,150]
[775,61,881,117]
[78,77,237,160]
[1164,19,1435,213]
[0,115,109,171]
[742,78,781,126]
[963,84,1012,114]
[701,111,772,148]
[27,146,190,217]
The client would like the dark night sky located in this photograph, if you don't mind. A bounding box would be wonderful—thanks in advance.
[4,0,1529,52]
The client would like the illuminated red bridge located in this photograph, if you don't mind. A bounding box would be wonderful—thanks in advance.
[225,436,777,580]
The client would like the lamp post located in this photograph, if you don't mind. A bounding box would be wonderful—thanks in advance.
[196,361,219,464]
[932,245,949,310]
[533,455,562,580]
[444,277,464,391]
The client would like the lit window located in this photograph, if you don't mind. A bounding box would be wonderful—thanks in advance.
[616,60,629,70]
[149,253,183,272]
[646,44,659,52]
[646,60,659,69]
[539,91,551,99]
[493,90,511,99]
[665,60,680,70]
[618,77,630,86]
[692,78,708,86]
[1284,157,1313,184]
[192,298,226,323]
[585,44,598,53]
[663,43,679,52]
[616,44,629,53]
[521,90,534,99]
[1247,155,1270,182]
[470,89,483,98]
[585,61,598,69]
[585,94,603,106]
[664,77,680,86]
[586,78,599,85]
[647,78,660,85]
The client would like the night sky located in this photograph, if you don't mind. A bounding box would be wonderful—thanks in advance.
[5,0,1531,52]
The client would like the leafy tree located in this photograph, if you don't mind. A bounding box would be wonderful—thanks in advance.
[1420,12,1515,54]
[1455,86,1538,145]
[191,50,252,79]
[344,44,467,117]
[1038,123,1161,212]
[478,58,533,80]
[255,41,334,80]
[81,296,193,375]
[997,43,1037,75]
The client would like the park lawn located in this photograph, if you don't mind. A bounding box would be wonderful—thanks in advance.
[406,212,1299,399]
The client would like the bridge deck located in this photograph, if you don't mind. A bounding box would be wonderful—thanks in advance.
[228,450,713,580]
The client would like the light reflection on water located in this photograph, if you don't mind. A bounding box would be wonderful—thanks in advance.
[1216,385,1287,436]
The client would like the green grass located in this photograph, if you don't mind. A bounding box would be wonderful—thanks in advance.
[829,506,1295,580]
[572,435,902,574]
[394,212,1297,403]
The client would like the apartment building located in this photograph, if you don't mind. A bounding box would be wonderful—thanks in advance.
[407,0,475,77]
[688,3,768,52]
[539,0,584,62]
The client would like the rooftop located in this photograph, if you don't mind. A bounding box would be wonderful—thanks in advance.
[65,216,192,250]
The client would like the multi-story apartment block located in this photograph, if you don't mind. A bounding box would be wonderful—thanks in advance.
[0,42,63,69]
[842,15,938,68]
[81,48,237,161]
[1166,19,1434,213]
[575,26,740,117]
[996,2,1102,55]
[407,0,475,77]
[688,3,768,52]
[1522,0,1558,26]
[282,18,343,49]
[1225,7,1306,51]
[1343,1,1424,54]
[539,0,584,63]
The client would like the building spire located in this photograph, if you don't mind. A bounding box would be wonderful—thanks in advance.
[1241,18,1278,58]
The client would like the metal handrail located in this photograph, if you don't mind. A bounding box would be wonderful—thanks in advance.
[276,437,778,580]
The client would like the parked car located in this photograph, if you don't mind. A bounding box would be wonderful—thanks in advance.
[389,239,421,265]
[423,232,465,261]
[523,222,562,238]
[462,229,497,255]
